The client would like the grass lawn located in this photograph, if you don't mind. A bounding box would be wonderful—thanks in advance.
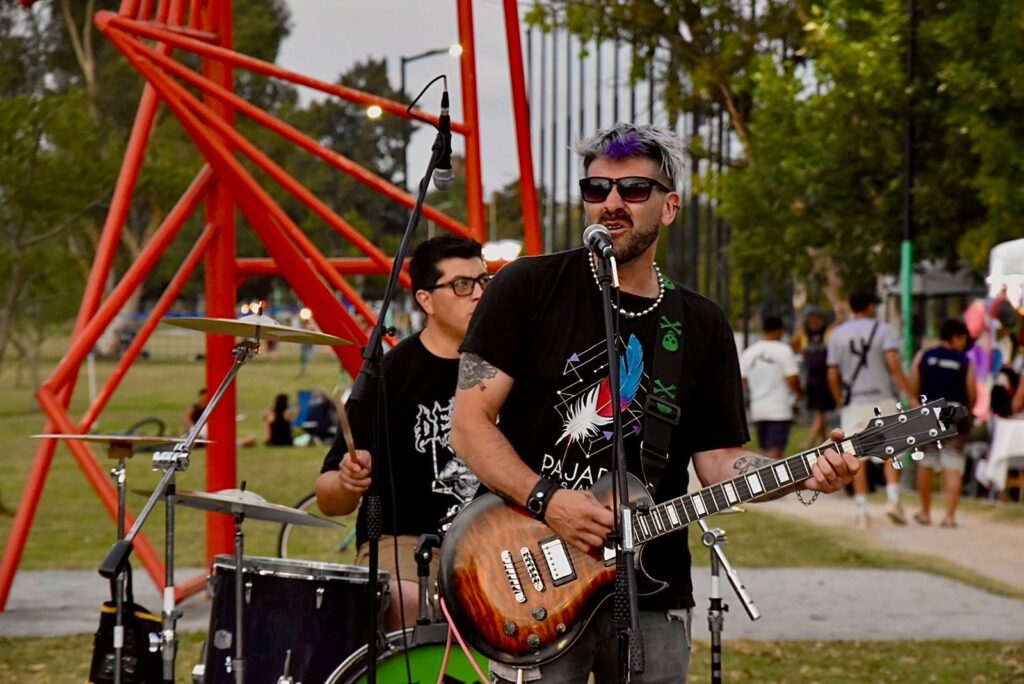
[2,341,1023,681]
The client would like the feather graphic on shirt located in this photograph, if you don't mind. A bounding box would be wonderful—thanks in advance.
[557,335,644,445]
[555,384,612,445]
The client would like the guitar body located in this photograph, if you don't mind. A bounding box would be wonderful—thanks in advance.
[438,473,659,667]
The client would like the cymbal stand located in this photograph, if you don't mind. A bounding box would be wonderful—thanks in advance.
[99,339,261,683]
[109,450,129,684]
[698,519,760,684]
[227,498,248,684]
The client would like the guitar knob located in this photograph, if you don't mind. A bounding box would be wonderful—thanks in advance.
[503,622,518,637]
[527,634,542,651]
[532,607,547,621]
[556,623,567,634]
[911,449,924,461]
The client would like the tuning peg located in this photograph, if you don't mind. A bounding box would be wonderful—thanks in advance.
[895,401,904,412]
[892,457,903,470]
[911,449,925,461]
[919,394,928,404]
[873,407,882,418]
[936,440,943,451]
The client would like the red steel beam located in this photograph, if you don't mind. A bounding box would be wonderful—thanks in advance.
[457,0,486,241]
[80,222,218,432]
[47,167,213,393]
[503,0,543,255]
[109,29,366,374]
[102,12,471,241]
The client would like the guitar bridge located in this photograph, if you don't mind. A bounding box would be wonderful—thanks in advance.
[501,549,527,604]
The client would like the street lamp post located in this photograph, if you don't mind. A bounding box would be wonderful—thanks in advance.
[399,44,463,189]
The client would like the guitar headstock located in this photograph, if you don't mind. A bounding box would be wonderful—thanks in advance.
[850,398,967,466]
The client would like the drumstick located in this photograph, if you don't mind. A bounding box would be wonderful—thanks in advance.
[332,394,360,465]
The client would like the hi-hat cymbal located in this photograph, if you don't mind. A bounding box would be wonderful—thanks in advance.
[176,488,341,528]
[163,314,351,346]
[33,433,211,458]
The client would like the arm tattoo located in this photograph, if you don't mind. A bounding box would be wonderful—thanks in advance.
[458,352,497,391]
[732,455,775,475]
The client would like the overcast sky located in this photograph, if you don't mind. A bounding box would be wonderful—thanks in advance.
[276,1,523,197]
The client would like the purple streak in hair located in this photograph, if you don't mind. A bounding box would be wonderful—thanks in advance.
[603,135,645,160]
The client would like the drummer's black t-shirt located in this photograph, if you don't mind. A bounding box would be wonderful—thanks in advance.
[460,248,748,610]
[321,333,479,548]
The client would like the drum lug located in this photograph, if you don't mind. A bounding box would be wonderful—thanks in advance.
[316,585,325,609]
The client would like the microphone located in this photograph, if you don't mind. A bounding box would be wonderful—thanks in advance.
[432,89,454,190]
[583,224,616,259]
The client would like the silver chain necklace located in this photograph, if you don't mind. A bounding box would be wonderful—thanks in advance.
[587,253,665,319]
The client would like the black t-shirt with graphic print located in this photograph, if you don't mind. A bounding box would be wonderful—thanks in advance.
[321,333,479,549]
[460,248,748,610]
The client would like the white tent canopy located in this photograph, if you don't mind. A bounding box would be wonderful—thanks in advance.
[988,238,1024,300]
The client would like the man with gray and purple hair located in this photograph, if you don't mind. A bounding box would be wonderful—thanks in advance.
[451,123,860,681]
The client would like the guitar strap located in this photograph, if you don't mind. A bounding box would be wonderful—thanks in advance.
[639,274,684,491]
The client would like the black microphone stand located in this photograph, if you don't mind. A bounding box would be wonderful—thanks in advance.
[347,106,449,684]
[592,253,645,679]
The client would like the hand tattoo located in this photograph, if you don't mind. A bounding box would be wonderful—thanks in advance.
[733,455,775,475]
[459,353,497,391]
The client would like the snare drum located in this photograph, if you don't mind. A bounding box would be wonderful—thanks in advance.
[203,555,388,684]
[325,623,489,684]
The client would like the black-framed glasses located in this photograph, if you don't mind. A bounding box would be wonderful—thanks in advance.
[578,176,673,203]
[423,273,492,297]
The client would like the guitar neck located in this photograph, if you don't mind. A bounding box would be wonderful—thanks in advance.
[632,440,857,545]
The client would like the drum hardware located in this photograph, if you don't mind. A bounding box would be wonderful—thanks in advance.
[202,555,388,684]
[414,534,441,626]
[32,432,203,684]
[91,309,350,682]
[176,484,341,684]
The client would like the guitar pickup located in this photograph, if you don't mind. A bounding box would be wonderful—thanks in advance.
[539,537,576,587]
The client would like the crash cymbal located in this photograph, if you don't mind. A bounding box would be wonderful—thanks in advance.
[176,489,340,528]
[33,433,211,458]
[163,314,351,346]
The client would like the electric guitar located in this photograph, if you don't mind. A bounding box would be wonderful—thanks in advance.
[438,398,966,666]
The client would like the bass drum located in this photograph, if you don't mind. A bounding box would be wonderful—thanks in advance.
[325,624,490,684]
[203,555,388,684]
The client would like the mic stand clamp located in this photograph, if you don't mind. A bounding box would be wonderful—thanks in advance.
[698,519,760,684]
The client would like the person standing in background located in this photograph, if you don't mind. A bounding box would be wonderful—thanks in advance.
[741,315,802,458]
[827,291,915,527]
[909,319,976,528]
[792,307,836,448]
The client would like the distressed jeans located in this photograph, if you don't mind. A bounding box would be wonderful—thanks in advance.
[489,606,692,683]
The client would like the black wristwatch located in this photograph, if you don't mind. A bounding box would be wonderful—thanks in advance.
[525,476,558,521]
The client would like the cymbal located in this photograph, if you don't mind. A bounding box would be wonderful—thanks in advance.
[176,489,341,528]
[33,433,211,458]
[163,314,351,346]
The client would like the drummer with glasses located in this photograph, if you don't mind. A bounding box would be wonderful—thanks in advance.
[316,235,487,630]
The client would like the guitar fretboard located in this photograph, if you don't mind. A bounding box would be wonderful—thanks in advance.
[632,441,856,544]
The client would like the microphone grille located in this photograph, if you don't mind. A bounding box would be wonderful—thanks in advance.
[582,223,608,247]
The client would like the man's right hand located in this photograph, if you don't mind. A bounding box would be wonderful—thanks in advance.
[338,449,372,494]
[542,488,614,554]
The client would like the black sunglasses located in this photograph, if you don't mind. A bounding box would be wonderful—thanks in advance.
[578,176,673,203]
[423,273,492,297]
